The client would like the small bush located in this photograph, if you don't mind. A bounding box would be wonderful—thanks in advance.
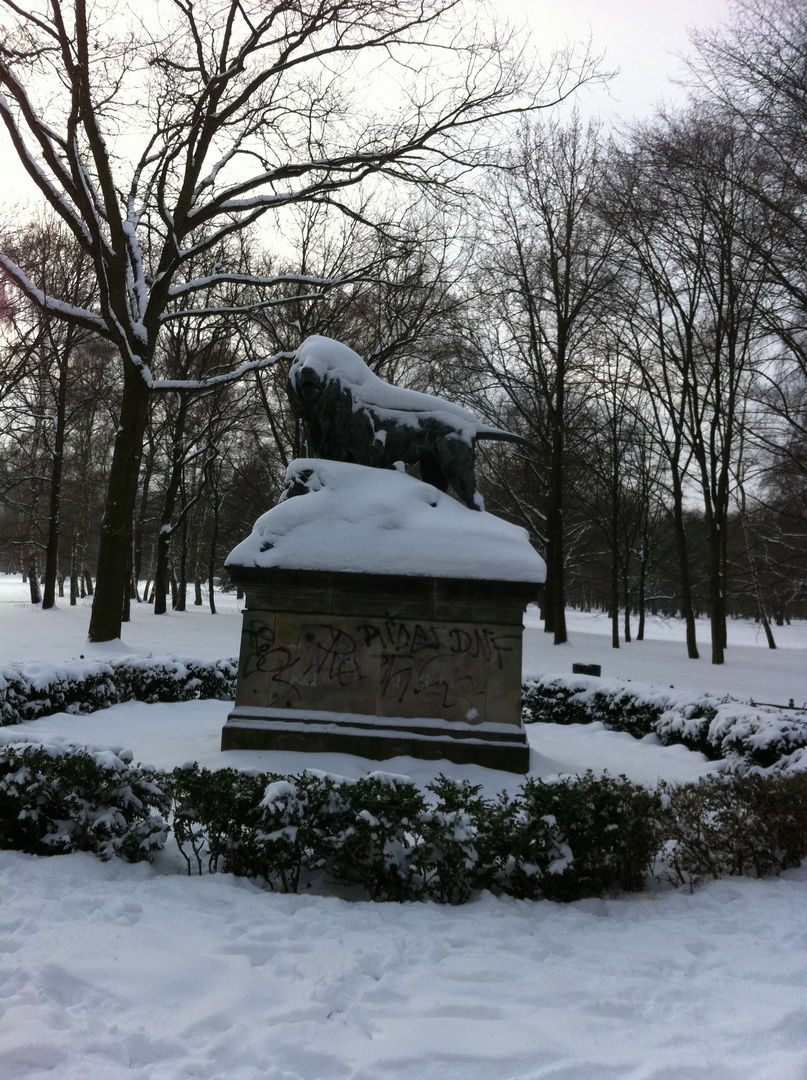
[419,777,517,904]
[113,656,237,705]
[170,764,271,877]
[0,742,169,861]
[0,662,117,725]
[316,774,428,901]
[661,772,807,886]
[505,772,663,901]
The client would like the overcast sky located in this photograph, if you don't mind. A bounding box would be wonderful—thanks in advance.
[519,0,732,121]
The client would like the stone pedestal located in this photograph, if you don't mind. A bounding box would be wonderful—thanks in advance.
[222,567,537,772]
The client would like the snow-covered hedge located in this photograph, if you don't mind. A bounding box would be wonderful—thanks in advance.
[3,746,806,899]
[3,654,804,776]
[164,764,807,898]
[0,656,238,726]
[170,764,663,902]
[0,741,169,861]
[522,674,807,774]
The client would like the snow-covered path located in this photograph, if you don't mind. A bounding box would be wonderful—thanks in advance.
[2,849,806,1080]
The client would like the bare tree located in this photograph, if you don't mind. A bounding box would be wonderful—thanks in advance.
[689,0,807,535]
[608,110,767,663]
[0,219,102,607]
[470,112,619,643]
[0,0,598,640]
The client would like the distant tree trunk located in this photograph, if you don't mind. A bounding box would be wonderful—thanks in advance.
[610,511,620,650]
[670,476,699,660]
[741,514,776,650]
[207,526,218,616]
[42,341,69,610]
[70,541,79,606]
[121,543,133,624]
[28,557,41,605]
[707,520,726,666]
[133,429,156,602]
[546,391,568,644]
[154,397,188,616]
[175,509,188,612]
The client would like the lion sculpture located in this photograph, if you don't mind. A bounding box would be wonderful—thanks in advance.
[287,335,525,510]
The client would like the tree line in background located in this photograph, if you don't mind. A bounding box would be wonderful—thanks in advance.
[0,0,805,664]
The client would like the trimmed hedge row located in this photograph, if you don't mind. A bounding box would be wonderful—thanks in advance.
[0,656,238,726]
[3,744,806,900]
[522,675,807,773]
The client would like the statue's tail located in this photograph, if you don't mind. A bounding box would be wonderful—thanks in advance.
[475,427,534,450]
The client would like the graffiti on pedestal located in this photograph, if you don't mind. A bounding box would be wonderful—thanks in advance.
[240,614,519,717]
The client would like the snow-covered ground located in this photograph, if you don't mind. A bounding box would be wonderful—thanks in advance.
[1,575,806,1080]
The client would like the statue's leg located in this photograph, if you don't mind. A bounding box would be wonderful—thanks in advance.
[435,440,481,510]
[420,452,449,492]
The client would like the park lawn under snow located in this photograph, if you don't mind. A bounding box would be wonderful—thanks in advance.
[1,575,806,1080]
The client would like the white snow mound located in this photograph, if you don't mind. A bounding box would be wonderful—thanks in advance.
[226,458,546,582]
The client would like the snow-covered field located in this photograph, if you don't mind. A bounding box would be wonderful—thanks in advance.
[1,576,806,1080]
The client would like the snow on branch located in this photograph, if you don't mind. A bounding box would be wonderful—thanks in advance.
[158,292,326,324]
[0,91,91,248]
[0,252,109,337]
[166,271,354,300]
[151,349,294,393]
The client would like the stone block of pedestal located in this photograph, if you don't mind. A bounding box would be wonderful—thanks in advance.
[222,459,545,772]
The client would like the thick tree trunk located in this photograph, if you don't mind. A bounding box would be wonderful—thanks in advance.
[88,368,150,642]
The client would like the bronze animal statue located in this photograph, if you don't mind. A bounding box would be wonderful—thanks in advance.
[287,336,526,510]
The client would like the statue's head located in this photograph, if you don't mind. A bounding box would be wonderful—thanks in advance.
[293,364,325,404]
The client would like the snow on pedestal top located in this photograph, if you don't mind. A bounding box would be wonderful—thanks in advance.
[226,458,546,583]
